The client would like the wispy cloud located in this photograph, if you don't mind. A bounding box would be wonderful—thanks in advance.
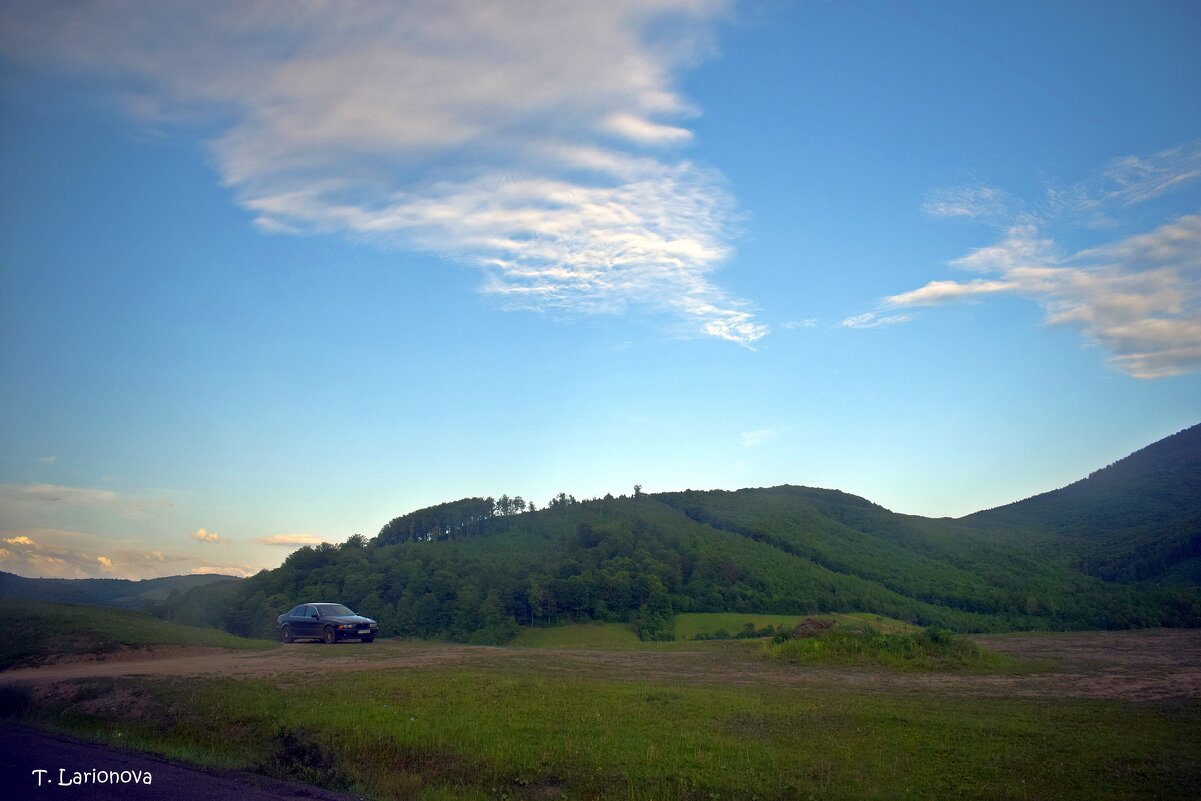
[840,312,912,329]
[0,529,256,579]
[876,142,1201,378]
[0,483,173,516]
[739,426,789,448]
[1087,142,1201,210]
[0,0,764,345]
[922,184,1011,221]
[256,533,325,547]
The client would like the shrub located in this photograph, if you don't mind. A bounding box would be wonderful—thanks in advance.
[761,623,1012,672]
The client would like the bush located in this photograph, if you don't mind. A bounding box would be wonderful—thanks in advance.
[761,623,1013,672]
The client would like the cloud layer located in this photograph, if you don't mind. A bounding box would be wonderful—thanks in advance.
[256,533,325,547]
[870,142,1201,378]
[1,0,764,344]
[0,530,256,579]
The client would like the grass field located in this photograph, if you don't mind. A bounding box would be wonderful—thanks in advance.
[0,599,274,670]
[511,612,921,649]
[510,622,645,648]
[7,660,1197,801]
[2,603,1197,799]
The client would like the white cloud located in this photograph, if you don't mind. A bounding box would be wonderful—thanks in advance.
[191,527,223,543]
[886,214,1201,378]
[882,143,1201,379]
[257,533,325,547]
[604,112,694,145]
[782,319,818,329]
[0,0,764,345]
[885,279,1016,307]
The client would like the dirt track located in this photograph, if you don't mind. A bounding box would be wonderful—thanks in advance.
[3,628,1200,703]
[0,723,368,801]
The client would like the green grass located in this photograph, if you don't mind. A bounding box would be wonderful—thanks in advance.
[673,611,919,640]
[830,612,920,633]
[762,623,1016,672]
[509,622,643,648]
[0,599,275,670]
[9,666,1197,801]
[509,614,926,649]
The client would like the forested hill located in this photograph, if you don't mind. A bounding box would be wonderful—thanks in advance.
[167,425,1201,642]
[965,423,1201,583]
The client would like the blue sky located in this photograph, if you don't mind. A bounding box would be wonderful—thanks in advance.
[2,1,1199,579]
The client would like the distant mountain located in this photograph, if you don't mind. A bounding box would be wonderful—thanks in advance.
[0,571,242,610]
[965,423,1201,583]
[166,425,1201,641]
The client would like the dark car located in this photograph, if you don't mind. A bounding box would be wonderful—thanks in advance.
[276,603,379,644]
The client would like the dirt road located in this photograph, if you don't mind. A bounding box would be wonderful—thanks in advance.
[2,628,1199,702]
[0,723,367,801]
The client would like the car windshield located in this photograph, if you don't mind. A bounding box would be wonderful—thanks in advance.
[314,604,354,617]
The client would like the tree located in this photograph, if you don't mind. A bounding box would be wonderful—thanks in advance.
[526,578,544,626]
[634,484,643,498]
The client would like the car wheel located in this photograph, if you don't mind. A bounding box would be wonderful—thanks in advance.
[360,636,374,644]
[280,625,293,644]
[322,625,336,644]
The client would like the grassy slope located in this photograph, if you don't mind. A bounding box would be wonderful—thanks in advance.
[0,599,274,670]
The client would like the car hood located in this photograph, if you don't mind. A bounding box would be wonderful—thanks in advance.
[324,615,376,625]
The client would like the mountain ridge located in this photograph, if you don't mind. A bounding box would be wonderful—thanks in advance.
[0,571,242,610]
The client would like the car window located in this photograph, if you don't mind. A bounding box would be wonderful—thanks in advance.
[288,606,304,616]
[314,604,354,617]
[305,605,318,617]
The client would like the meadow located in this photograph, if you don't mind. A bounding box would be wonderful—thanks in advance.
[2,607,1198,800]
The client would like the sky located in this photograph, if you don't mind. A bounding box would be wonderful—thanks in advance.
[1,0,1199,580]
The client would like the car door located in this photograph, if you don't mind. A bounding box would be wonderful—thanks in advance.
[288,606,310,637]
[299,605,320,637]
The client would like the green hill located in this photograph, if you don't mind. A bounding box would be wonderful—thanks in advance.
[966,423,1201,583]
[165,424,1201,642]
